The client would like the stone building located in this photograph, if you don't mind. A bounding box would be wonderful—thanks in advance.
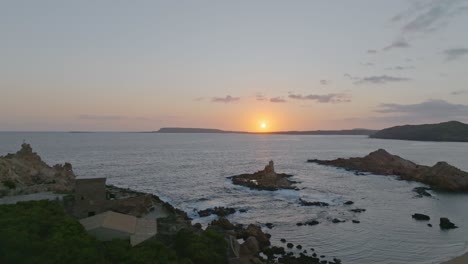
[73,178,110,218]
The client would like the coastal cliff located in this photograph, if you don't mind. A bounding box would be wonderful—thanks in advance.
[0,143,75,196]
[308,149,468,191]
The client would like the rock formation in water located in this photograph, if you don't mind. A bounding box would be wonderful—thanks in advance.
[0,143,75,196]
[308,149,468,191]
[229,161,296,191]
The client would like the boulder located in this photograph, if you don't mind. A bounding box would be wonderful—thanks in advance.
[299,198,329,207]
[412,213,430,221]
[210,217,235,230]
[440,218,458,230]
[198,206,236,217]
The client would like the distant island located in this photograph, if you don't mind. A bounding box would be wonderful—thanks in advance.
[370,121,468,142]
[155,127,376,135]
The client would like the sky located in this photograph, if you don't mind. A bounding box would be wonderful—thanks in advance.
[1,0,468,132]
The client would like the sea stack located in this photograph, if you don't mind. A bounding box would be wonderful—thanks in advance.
[229,160,296,191]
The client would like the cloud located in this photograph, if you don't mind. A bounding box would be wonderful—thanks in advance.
[344,73,360,81]
[385,66,415,71]
[393,0,468,34]
[270,97,287,103]
[383,39,410,51]
[320,80,329,85]
[376,99,468,117]
[361,62,375,66]
[345,99,468,125]
[255,94,267,101]
[211,95,240,103]
[354,75,411,85]
[444,48,468,61]
[367,49,378,54]
[451,90,468,95]
[288,93,351,103]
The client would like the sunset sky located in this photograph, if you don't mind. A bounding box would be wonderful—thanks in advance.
[1,0,468,132]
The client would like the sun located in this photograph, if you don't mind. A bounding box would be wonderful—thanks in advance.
[261,122,267,129]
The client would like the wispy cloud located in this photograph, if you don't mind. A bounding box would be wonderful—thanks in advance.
[367,49,378,54]
[320,80,329,85]
[344,73,360,81]
[451,90,468,95]
[255,94,267,101]
[288,93,351,103]
[270,97,287,103]
[392,0,468,34]
[354,75,411,85]
[376,99,468,117]
[383,39,410,51]
[211,95,240,103]
[385,65,415,71]
[361,62,375,67]
[444,48,468,61]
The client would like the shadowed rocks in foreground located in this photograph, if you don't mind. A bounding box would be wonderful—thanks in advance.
[229,161,296,191]
[308,149,468,191]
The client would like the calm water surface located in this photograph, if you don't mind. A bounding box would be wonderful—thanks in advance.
[1,132,467,264]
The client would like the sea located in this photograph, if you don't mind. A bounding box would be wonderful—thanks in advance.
[1,132,467,264]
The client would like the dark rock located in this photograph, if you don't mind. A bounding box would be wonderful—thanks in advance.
[332,218,345,223]
[287,243,294,248]
[299,198,329,207]
[230,160,296,191]
[193,223,202,229]
[210,217,235,230]
[428,223,433,227]
[308,149,468,191]
[412,213,430,221]
[296,222,304,226]
[296,245,302,249]
[320,261,328,264]
[440,217,458,230]
[352,220,360,224]
[344,201,354,205]
[239,208,248,213]
[320,255,325,258]
[312,253,317,257]
[305,220,320,226]
[265,223,274,229]
[198,206,236,217]
[350,208,366,213]
[413,187,432,198]
[311,248,315,251]
[280,238,287,243]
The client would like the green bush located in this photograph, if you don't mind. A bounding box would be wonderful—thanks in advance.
[174,229,228,264]
[2,179,16,189]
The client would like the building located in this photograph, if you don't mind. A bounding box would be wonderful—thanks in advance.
[73,178,110,218]
[79,211,157,246]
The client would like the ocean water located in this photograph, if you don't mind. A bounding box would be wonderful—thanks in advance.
[1,132,467,264]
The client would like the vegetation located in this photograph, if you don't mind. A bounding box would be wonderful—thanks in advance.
[0,200,227,264]
[2,179,16,189]
[370,121,468,142]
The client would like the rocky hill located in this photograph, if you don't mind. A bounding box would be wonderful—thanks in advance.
[308,149,468,191]
[0,144,75,196]
[370,121,468,142]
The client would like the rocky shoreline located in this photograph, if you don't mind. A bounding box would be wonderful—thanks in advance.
[308,149,468,191]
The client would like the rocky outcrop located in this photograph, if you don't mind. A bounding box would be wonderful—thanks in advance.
[0,144,75,196]
[198,207,236,217]
[440,218,458,230]
[308,149,468,191]
[229,161,296,191]
[412,213,430,221]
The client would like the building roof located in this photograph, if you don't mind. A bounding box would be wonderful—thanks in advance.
[79,211,157,246]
